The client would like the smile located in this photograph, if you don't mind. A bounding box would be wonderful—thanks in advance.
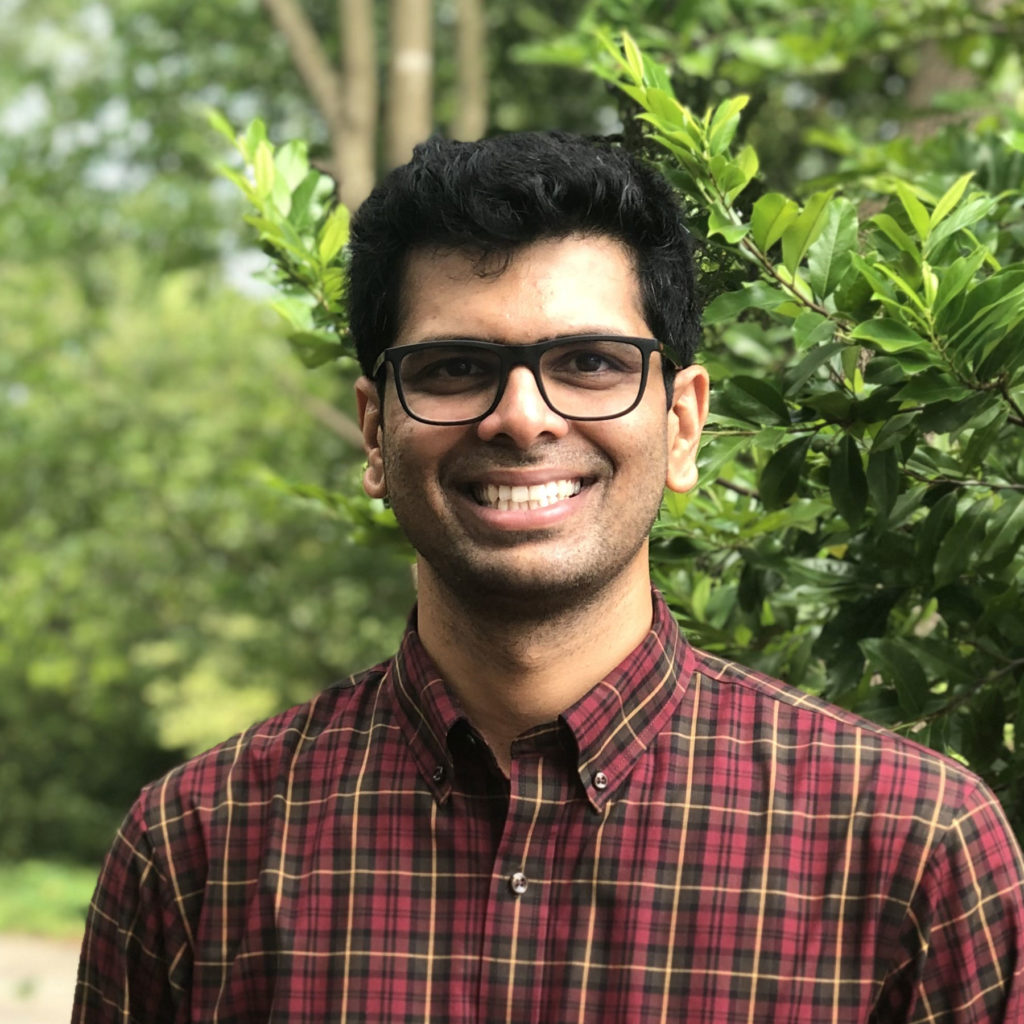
[472,479,583,511]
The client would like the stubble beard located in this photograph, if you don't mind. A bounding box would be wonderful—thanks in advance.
[387,489,661,628]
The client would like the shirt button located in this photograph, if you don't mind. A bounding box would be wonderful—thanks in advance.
[509,872,528,895]
[431,765,446,783]
[593,770,609,790]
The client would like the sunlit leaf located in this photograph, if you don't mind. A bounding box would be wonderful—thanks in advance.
[317,204,351,264]
[930,171,975,228]
[895,181,931,240]
[750,193,799,252]
[781,189,835,273]
[806,197,858,299]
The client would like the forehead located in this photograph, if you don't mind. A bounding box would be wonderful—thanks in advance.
[394,235,648,345]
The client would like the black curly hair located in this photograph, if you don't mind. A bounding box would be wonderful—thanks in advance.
[347,131,700,393]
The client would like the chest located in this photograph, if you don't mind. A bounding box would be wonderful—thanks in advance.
[181,751,905,1023]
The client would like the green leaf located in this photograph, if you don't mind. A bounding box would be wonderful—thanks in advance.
[849,318,931,354]
[915,491,958,565]
[750,193,800,252]
[933,249,989,319]
[785,339,844,396]
[861,638,930,718]
[866,447,900,519]
[702,281,792,324]
[759,435,813,510]
[982,493,1024,567]
[870,213,921,263]
[717,375,791,425]
[781,189,835,274]
[621,32,645,83]
[791,311,837,352]
[829,435,868,527]
[930,171,975,228]
[896,370,972,403]
[206,108,237,145]
[806,197,858,299]
[696,433,752,481]
[975,329,1024,380]
[287,170,324,230]
[287,331,346,368]
[917,392,995,434]
[707,206,749,243]
[274,139,311,191]
[707,94,750,155]
[317,204,350,264]
[895,181,931,240]
[934,498,990,588]
[728,144,759,202]
[243,118,269,162]
[639,50,674,92]
[925,195,996,257]
[253,139,276,199]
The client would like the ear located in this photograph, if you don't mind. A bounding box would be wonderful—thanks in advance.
[665,364,710,494]
[355,376,388,499]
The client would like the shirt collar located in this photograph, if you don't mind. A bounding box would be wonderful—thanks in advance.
[385,589,695,809]
[561,589,696,809]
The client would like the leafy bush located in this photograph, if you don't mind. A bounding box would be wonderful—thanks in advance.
[212,30,1024,839]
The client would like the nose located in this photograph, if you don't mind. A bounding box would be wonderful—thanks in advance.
[475,366,570,448]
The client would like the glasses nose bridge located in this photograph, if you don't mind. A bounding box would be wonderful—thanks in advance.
[493,344,551,409]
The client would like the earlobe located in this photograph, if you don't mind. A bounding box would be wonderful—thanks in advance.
[355,376,388,499]
[665,365,710,494]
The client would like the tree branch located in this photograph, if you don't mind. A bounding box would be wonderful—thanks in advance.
[261,0,345,180]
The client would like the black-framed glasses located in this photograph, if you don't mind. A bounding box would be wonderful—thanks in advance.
[371,334,670,426]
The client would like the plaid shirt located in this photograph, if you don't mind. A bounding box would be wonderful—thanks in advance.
[75,591,1024,1023]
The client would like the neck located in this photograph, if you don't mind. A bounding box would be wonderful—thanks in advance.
[414,560,655,773]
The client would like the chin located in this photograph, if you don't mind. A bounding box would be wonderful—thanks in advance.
[425,551,641,618]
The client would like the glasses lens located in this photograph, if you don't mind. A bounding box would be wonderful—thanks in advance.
[392,337,652,424]
[396,344,503,423]
[540,338,647,419]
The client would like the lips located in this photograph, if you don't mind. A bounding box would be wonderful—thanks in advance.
[471,479,583,511]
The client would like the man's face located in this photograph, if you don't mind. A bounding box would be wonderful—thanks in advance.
[356,235,708,613]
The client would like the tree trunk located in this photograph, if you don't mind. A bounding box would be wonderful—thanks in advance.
[451,0,487,140]
[260,0,345,186]
[386,0,434,168]
[261,0,378,209]
[339,0,378,208]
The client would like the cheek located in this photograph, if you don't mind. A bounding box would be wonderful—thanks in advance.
[381,424,457,490]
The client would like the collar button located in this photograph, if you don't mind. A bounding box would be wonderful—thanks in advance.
[593,770,609,791]
[432,765,446,783]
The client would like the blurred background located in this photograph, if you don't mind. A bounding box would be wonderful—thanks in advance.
[2,0,1022,1015]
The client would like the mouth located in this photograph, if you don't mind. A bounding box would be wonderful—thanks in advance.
[471,478,584,511]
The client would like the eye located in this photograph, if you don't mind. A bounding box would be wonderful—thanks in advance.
[429,357,487,378]
[411,355,490,382]
[400,346,499,393]
[547,342,637,378]
[567,350,611,373]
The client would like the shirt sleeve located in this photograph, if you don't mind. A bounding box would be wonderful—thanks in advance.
[72,796,192,1024]
[887,782,1024,1023]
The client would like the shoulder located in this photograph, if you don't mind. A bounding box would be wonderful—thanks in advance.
[684,647,1008,831]
[131,659,396,838]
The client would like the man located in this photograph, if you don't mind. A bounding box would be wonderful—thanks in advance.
[74,132,1023,1022]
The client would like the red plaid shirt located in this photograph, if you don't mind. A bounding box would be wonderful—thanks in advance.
[75,591,1024,1022]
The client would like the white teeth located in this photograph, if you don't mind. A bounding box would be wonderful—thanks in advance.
[474,479,583,510]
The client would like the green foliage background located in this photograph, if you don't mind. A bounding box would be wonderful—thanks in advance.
[2,0,1022,890]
